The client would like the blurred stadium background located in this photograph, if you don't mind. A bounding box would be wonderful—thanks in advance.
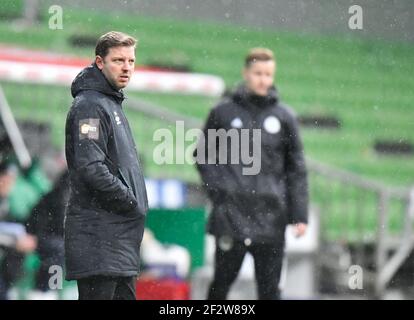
[0,0,413,299]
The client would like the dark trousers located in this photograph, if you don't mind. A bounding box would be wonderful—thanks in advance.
[77,276,136,300]
[0,249,25,300]
[207,237,285,300]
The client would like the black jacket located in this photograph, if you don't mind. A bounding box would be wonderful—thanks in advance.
[64,63,148,280]
[26,170,69,239]
[195,84,308,243]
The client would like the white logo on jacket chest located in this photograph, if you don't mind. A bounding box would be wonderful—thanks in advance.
[114,111,122,125]
[263,116,281,134]
[230,117,243,128]
[80,124,97,134]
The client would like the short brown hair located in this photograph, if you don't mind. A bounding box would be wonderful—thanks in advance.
[245,47,275,67]
[95,31,137,58]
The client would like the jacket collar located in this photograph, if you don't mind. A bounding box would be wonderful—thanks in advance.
[231,83,279,111]
[71,63,125,103]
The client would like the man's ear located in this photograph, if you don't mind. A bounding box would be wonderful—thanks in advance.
[95,55,104,70]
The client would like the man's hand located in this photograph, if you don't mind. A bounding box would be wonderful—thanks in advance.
[293,223,307,238]
[15,234,37,253]
[0,172,16,198]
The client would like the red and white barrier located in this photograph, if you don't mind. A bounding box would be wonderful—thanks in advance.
[0,45,225,97]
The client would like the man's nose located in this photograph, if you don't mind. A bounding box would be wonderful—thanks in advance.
[122,62,132,71]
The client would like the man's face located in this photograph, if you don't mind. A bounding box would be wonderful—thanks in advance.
[243,60,276,96]
[96,46,135,90]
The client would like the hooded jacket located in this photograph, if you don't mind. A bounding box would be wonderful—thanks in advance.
[64,63,148,280]
[195,84,308,243]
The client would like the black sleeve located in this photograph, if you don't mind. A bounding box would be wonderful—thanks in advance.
[26,170,69,237]
[67,101,137,213]
[194,107,223,202]
[283,112,309,224]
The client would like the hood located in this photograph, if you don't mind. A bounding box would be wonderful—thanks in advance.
[71,63,125,103]
[231,83,279,110]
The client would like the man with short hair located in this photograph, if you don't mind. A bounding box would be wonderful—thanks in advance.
[65,31,148,300]
[196,48,308,300]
